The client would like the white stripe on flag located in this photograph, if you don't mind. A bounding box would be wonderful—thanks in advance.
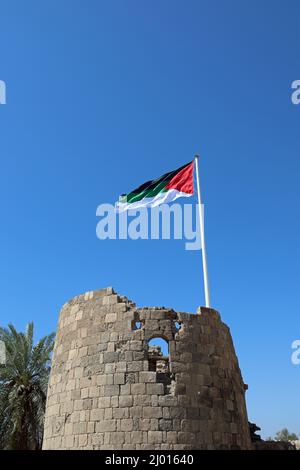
[115,189,192,213]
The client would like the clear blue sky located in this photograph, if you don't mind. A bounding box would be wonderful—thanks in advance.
[0,0,299,439]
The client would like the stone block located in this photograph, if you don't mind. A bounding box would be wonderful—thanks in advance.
[158,419,173,431]
[73,422,87,435]
[74,399,84,411]
[90,409,104,421]
[114,373,125,385]
[98,397,111,408]
[143,407,163,419]
[100,420,116,432]
[139,371,157,383]
[127,361,144,372]
[113,407,129,419]
[104,385,119,396]
[103,352,119,363]
[146,383,164,395]
[64,423,73,436]
[65,435,75,447]
[166,431,178,444]
[120,383,131,395]
[131,383,146,395]
[120,419,134,431]
[139,418,158,431]
[130,405,143,418]
[104,363,116,374]
[116,362,127,372]
[148,431,163,444]
[130,431,143,444]
[110,432,125,445]
[89,386,99,398]
[81,388,89,399]
[111,396,119,407]
[78,434,88,447]
[119,395,133,407]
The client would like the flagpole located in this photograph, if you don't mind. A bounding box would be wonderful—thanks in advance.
[194,155,211,308]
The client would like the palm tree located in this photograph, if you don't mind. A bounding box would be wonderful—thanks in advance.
[0,323,55,450]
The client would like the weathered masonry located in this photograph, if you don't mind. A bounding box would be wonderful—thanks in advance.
[43,287,251,449]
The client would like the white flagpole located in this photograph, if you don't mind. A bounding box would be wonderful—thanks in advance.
[194,155,211,308]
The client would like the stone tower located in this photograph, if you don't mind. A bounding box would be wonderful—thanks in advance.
[43,287,251,450]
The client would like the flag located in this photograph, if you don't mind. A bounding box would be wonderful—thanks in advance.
[115,161,194,213]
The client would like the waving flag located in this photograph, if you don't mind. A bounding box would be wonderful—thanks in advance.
[115,161,194,213]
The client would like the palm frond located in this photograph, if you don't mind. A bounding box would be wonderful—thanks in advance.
[0,322,55,450]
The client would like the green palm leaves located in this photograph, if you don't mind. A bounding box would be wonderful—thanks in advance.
[0,323,55,449]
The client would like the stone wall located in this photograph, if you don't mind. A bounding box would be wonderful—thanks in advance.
[43,287,251,450]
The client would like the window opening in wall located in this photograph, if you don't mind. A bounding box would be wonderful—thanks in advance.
[132,318,143,330]
[147,337,172,394]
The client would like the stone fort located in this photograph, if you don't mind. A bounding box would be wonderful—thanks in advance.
[43,287,251,450]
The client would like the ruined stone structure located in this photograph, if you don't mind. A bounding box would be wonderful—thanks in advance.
[43,287,251,450]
